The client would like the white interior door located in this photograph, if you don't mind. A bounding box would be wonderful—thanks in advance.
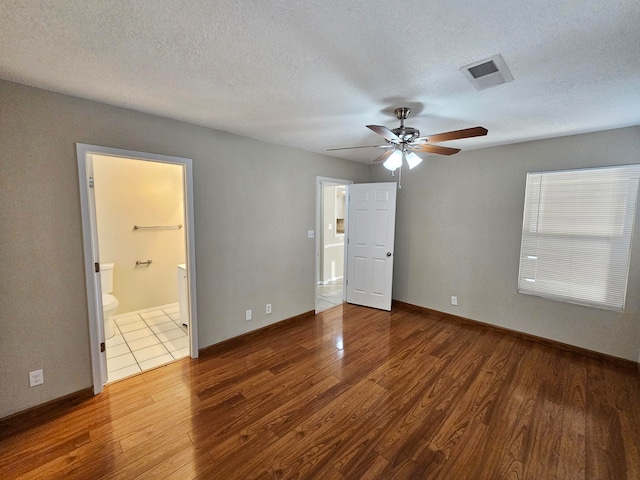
[346,182,397,311]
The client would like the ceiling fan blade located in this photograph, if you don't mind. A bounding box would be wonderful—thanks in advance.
[418,126,488,143]
[372,150,393,164]
[411,144,461,156]
[327,144,392,152]
[366,125,400,142]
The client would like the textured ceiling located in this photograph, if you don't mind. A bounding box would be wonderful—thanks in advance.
[1,1,639,163]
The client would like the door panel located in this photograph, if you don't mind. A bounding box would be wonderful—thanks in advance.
[346,182,397,311]
[374,210,388,245]
[353,256,367,293]
[372,258,387,296]
[354,209,367,245]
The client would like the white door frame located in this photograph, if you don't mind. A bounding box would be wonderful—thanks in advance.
[315,176,353,313]
[77,144,199,394]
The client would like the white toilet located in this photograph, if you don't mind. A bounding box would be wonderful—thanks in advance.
[100,262,119,339]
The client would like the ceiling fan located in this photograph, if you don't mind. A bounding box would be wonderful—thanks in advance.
[328,107,488,171]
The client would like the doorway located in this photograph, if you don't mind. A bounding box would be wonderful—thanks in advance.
[77,144,198,394]
[315,177,353,313]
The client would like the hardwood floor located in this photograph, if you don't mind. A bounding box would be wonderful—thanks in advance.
[1,303,639,479]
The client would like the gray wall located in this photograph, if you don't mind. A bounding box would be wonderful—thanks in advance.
[2,77,638,420]
[372,126,640,361]
[0,80,369,419]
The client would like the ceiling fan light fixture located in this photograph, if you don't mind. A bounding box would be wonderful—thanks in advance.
[383,150,403,171]
[405,152,423,169]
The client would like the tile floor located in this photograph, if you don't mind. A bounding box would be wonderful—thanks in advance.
[106,303,189,383]
[316,279,344,312]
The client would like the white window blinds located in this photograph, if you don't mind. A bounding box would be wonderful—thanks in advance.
[517,164,640,311]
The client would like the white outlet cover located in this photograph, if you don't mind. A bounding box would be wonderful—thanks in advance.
[245,309,252,321]
[307,230,315,238]
[29,369,44,387]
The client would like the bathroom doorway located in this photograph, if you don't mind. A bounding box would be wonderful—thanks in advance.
[315,177,352,313]
[77,144,198,394]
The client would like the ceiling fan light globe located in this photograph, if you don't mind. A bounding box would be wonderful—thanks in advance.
[406,152,423,169]
[383,150,403,170]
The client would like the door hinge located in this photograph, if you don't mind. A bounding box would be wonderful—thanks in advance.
[100,342,105,353]
[88,176,94,188]
[94,262,100,273]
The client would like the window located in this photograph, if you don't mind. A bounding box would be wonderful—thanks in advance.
[517,164,640,311]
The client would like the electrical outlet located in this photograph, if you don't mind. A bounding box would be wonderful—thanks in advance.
[307,230,315,238]
[245,309,252,321]
[266,303,272,315]
[451,296,458,306]
[29,369,44,387]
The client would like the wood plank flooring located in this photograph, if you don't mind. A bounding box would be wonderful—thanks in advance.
[1,303,639,479]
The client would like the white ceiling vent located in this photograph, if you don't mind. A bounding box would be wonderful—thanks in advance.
[460,54,514,91]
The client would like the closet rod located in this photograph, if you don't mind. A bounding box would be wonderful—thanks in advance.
[133,224,182,230]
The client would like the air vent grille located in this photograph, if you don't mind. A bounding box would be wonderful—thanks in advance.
[461,54,513,90]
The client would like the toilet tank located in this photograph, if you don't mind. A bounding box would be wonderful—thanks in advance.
[100,262,114,294]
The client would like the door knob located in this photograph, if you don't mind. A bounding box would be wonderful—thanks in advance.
[386,252,392,257]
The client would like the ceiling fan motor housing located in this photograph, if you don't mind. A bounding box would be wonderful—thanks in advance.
[391,126,420,142]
